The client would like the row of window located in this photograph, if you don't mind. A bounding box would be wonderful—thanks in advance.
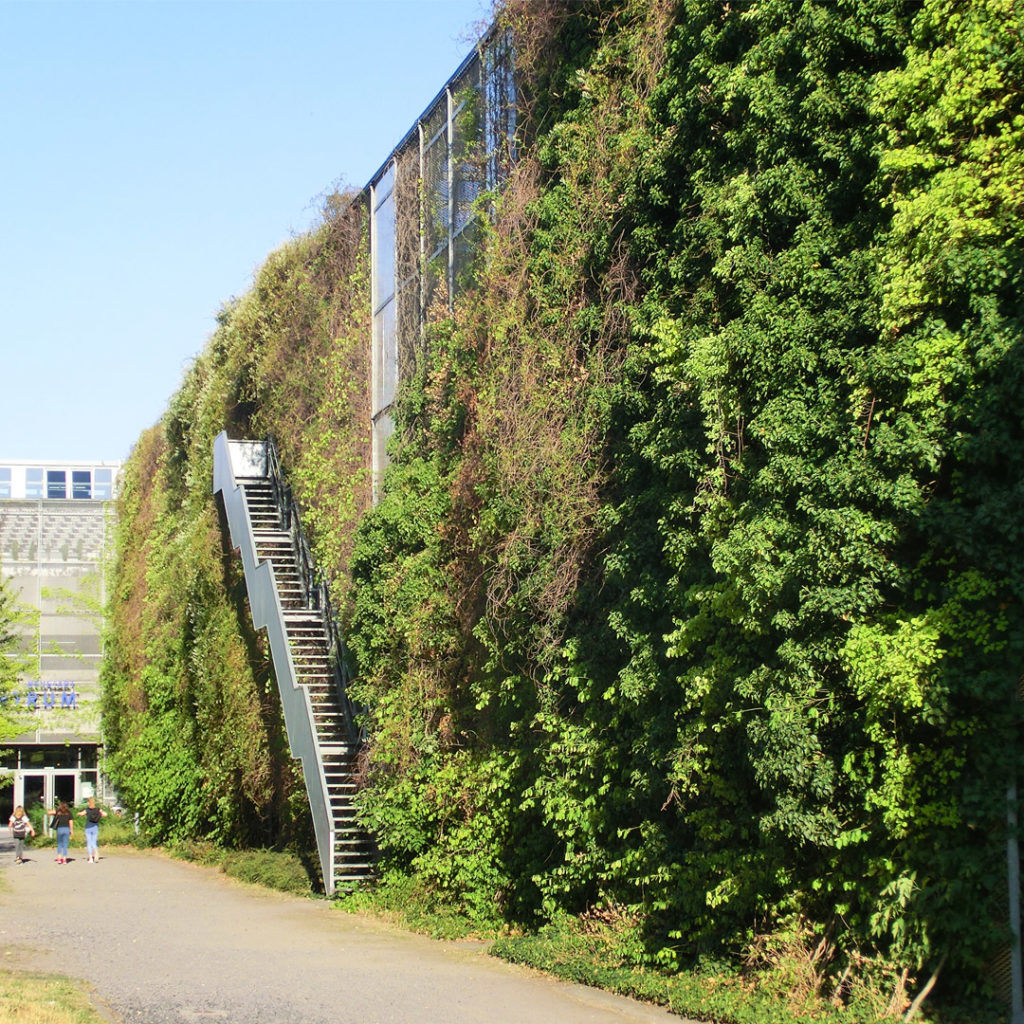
[0,745,98,770]
[0,467,113,500]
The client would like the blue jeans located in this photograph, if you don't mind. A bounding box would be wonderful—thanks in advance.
[85,823,98,858]
[56,826,70,858]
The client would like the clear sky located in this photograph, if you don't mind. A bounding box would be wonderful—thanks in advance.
[0,0,489,463]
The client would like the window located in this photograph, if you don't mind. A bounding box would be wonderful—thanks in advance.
[372,163,400,493]
[93,468,112,500]
[373,193,396,309]
[47,470,67,499]
[72,470,91,499]
[0,467,10,499]
[26,468,43,498]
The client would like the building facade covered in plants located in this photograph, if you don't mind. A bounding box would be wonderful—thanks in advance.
[100,1,1024,1018]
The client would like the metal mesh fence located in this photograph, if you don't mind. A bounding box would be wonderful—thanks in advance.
[395,143,422,380]
[367,30,516,488]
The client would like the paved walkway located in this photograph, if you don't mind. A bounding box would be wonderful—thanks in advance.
[0,834,684,1024]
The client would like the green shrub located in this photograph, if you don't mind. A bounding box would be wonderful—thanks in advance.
[168,842,314,896]
[333,869,489,940]
[219,849,313,896]
[26,804,143,850]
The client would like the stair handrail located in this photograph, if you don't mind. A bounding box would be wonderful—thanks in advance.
[262,437,363,743]
[213,432,337,892]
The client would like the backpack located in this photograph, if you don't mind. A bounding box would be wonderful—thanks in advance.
[11,816,29,838]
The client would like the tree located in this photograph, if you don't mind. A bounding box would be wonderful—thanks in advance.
[0,572,30,741]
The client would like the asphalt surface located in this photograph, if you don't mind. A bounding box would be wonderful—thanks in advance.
[0,834,686,1024]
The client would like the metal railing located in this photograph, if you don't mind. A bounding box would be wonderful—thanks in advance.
[263,437,362,744]
[214,432,335,890]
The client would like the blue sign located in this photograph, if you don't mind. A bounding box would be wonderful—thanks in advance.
[0,681,78,711]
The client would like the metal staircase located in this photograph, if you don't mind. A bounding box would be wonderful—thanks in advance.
[213,432,373,894]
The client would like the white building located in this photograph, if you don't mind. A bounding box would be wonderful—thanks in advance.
[0,459,120,819]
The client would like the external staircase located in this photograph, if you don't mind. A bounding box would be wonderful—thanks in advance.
[213,432,373,894]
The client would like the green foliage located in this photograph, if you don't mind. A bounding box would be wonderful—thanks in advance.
[170,843,315,895]
[0,572,32,740]
[342,0,1022,1013]
[102,198,371,854]
[492,909,919,1024]
[107,1,1023,1017]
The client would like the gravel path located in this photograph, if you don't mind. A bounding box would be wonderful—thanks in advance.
[0,834,684,1024]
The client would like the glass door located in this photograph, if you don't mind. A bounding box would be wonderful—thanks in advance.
[20,773,47,833]
[53,772,76,807]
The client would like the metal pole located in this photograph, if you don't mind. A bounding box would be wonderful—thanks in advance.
[1008,779,1024,1023]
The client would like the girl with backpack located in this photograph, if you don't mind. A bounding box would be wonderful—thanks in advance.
[77,796,107,863]
[8,805,35,863]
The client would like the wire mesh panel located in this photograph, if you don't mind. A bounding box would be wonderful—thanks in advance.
[371,162,398,444]
[395,142,422,380]
[375,297,397,414]
[371,163,399,488]
[422,99,450,267]
[367,30,517,497]
[451,65,483,239]
[483,31,517,190]
[371,295,397,495]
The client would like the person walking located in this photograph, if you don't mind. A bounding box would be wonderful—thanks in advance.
[77,796,107,863]
[8,805,35,863]
[50,801,73,864]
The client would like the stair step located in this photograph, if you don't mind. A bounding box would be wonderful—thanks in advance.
[230,457,376,898]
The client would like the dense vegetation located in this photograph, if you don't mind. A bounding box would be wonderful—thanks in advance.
[101,0,1024,1017]
[100,202,370,852]
[0,574,32,740]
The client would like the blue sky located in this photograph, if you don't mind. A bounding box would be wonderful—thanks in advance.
[0,0,489,463]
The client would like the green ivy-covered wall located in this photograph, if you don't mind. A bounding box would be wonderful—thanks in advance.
[102,0,1024,1008]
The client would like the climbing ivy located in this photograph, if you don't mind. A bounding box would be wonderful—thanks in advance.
[104,1,1023,1015]
[0,573,34,741]
[101,198,371,851]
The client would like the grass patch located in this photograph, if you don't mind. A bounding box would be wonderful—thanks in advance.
[166,841,314,896]
[492,927,875,1024]
[332,870,493,941]
[330,878,1005,1024]
[0,968,111,1024]
[489,913,1005,1024]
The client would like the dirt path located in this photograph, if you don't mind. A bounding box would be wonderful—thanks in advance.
[0,834,685,1024]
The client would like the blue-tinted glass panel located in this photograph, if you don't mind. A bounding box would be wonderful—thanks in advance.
[0,468,10,500]
[72,470,91,499]
[373,191,396,309]
[47,470,66,499]
[380,299,397,410]
[374,163,395,205]
[93,468,112,498]
[26,468,43,499]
